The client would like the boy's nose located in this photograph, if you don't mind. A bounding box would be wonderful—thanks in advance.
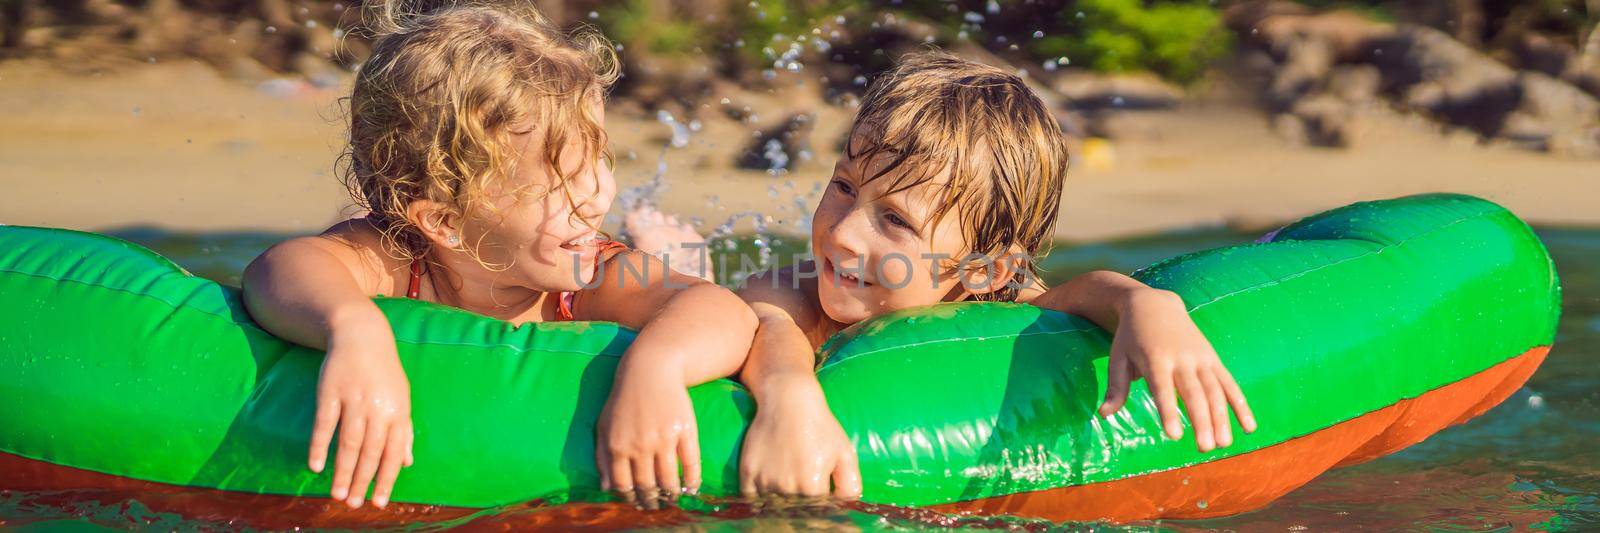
[826,207,873,260]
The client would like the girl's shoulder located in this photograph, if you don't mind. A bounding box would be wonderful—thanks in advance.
[300,218,413,297]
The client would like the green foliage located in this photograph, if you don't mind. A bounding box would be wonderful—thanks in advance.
[1035,0,1231,84]
[597,0,706,55]
[726,0,865,66]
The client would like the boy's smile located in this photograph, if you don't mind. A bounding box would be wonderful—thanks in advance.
[809,136,983,324]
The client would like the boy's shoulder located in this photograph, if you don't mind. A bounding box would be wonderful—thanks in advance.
[738,261,825,333]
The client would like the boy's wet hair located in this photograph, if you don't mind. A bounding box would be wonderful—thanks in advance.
[341,1,618,264]
[847,50,1070,302]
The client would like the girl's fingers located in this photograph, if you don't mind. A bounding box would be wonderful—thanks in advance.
[372,424,408,508]
[1148,366,1183,440]
[330,413,366,501]
[631,456,659,509]
[1177,371,1215,452]
[833,448,863,500]
[596,443,613,491]
[308,400,340,472]
[738,462,758,498]
[1100,354,1132,417]
[678,431,702,494]
[1218,369,1257,433]
[1204,370,1232,448]
[346,418,389,507]
[610,456,635,502]
[655,451,681,501]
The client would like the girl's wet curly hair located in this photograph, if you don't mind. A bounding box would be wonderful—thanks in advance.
[341,1,618,264]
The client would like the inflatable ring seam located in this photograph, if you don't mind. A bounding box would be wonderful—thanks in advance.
[0,265,252,332]
[1184,209,1489,314]
[391,337,628,358]
[817,326,1102,375]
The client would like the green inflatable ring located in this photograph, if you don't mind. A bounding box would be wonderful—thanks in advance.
[0,193,1559,522]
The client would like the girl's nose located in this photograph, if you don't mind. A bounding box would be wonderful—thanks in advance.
[573,165,615,221]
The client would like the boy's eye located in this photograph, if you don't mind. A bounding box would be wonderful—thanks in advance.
[829,179,855,197]
[884,212,912,229]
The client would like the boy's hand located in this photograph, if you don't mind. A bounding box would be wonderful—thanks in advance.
[1099,289,1257,452]
[311,316,415,509]
[596,357,702,509]
[739,374,861,500]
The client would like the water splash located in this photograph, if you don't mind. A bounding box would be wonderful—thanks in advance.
[761,139,790,175]
[617,111,694,210]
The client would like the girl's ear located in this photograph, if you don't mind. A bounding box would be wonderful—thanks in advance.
[405,200,463,251]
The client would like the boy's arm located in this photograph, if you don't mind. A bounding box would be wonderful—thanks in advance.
[576,250,758,505]
[733,266,861,498]
[241,228,413,509]
[1025,271,1256,452]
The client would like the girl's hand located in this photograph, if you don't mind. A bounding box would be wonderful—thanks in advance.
[310,316,415,509]
[1099,289,1257,452]
[739,374,861,500]
[596,357,702,509]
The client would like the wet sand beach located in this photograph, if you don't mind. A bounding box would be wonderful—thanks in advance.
[2,59,1595,241]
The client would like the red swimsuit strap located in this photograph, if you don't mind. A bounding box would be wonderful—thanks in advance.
[406,260,426,299]
[555,239,629,321]
[408,240,626,319]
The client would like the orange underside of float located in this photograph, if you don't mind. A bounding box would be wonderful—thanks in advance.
[0,347,1548,528]
[932,346,1549,522]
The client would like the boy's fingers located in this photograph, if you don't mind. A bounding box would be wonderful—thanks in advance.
[308,400,340,472]
[347,419,388,507]
[1178,371,1215,452]
[1149,368,1183,440]
[372,425,407,508]
[1205,371,1232,448]
[833,449,863,500]
[655,451,681,501]
[679,432,702,494]
[799,473,828,498]
[1218,370,1257,433]
[1100,356,1131,416]
[330,413,366,501]
[403,420,415,467]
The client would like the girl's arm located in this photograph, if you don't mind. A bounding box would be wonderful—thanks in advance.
[241,225,414,509]
[1026,270,1257,452]
[733,266,861,499]
[575,250,758,507]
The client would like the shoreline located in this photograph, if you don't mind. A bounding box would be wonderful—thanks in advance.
[3,59,1598,244]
